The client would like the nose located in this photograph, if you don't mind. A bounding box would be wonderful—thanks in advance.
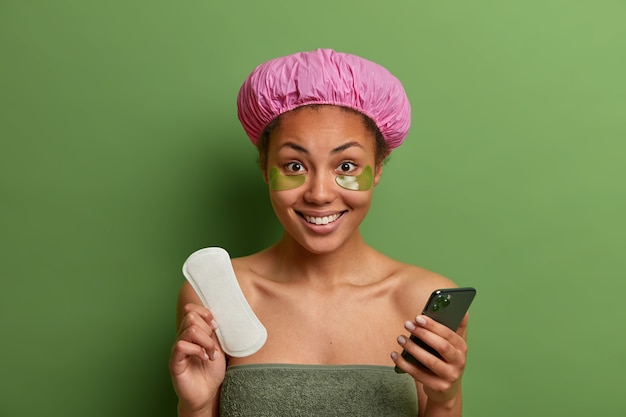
[303,171,336,205]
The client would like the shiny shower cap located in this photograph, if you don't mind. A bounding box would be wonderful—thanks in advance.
[237,48,411,150]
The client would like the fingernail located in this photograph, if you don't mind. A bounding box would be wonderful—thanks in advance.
[202,349,209,360]
[391,351,398,361]
[211,319,219,329]
[397,335,407,345]
[416,316,427,326]
[404,320,416,331]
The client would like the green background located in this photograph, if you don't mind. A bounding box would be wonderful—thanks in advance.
[1,0,625,416]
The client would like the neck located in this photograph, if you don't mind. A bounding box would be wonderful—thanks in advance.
[266,232,378,286]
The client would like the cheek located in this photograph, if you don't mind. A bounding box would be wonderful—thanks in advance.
[269,166,306,191]
[335,165,374,191]
[340,188,373,211]
[269,189,298,212]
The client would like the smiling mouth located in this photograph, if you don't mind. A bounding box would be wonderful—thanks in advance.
[299,212,345,225]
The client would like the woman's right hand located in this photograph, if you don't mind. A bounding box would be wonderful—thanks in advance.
[169,303,226,415]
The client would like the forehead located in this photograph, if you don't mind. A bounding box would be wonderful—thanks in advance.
[269,106,376,155]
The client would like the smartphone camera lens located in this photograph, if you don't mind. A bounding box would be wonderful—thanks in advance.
[430,294,451,313]
[442,296,451,307]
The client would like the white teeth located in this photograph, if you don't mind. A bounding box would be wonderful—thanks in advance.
[304,213,341,225]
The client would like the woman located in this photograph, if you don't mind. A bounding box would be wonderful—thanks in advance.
[169,49,469,417]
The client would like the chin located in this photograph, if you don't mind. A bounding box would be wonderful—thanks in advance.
[294,233,357,256]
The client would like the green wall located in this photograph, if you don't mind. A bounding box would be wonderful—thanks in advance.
[1,1,625,416]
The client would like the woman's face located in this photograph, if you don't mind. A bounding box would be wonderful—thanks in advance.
[265,105,382,254]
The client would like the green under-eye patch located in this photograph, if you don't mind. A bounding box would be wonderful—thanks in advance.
[268,165,374,191]
[336,165,373,191]
[269,166,306,191]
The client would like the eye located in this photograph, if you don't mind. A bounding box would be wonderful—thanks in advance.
[285,162,305,173]
[337,162,357,173]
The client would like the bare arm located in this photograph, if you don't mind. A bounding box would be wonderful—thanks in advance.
[169,282,227,417]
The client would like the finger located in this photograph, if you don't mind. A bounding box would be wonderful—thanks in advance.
[182,303,219,329]
[178,307,225,359]
[414,315,466,349]
[392,348,447,391]
[403,319,466,371]
[391,349,431,379]
[178,322,220,359]
[170,339,210,373]
[396,332,446,375]
[177,304,220,343]
[393,348,460,395]
[391,334,450,383]
[178,311,216,338]
[396,334,465,387]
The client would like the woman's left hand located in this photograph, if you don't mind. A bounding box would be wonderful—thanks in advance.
[392,313,469,405]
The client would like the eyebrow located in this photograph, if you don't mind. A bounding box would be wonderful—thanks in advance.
[279,142,309,154]
[278,141,365,155]
[331,141,364,155]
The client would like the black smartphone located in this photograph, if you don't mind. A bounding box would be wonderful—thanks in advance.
[395,287,476,373]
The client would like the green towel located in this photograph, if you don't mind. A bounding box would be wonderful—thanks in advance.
[220,364,418,416]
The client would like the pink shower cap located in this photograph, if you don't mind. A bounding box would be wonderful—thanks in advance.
[237,48,411,150]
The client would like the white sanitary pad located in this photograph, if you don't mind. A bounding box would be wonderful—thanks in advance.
[182,247,267,357]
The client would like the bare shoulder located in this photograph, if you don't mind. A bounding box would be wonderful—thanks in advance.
[386,258,459,316]
[396,261,457,290]
[175,281,202,326]
[229,250,278,285]
[177,280,201,305]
